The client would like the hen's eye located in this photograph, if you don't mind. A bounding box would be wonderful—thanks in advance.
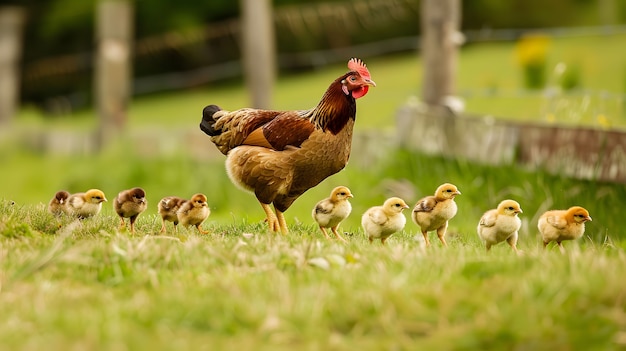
[349,76,356,82]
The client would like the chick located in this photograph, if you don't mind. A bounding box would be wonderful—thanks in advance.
[538,206,592,252]
[67,189,107,219]
[411,183,461,247]
[158,196,186,233]
[177,193,211,234]
[312,186,353,242]
[113,187,147,234]
[361,197,409,244]
[477,199,523,252]
[48,190,70,216]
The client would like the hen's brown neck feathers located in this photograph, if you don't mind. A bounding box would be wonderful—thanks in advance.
[309,73,356,135]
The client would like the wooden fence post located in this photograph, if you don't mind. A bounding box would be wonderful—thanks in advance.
[95,0,133,146]
[0,7,25,126]
[240,0,276,109]
[420,0,461,109]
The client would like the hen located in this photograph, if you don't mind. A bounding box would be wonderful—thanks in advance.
[200,58,375,234]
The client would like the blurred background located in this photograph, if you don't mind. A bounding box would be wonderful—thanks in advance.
[1,0,625,236]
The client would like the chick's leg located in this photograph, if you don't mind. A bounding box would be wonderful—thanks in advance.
[331,226,348,243]
[507,233,519,253]
[160,220,167,234]
[436,225,449,247]
[319,227,331,239]
[195,224,209,235]
[421,231,431,247]
[118,217,126,231]
[261,203,280,232]
[275,207,288,235]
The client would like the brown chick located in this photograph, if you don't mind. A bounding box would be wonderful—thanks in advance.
[48,190,70,216]
[538,206,592,252]
[157,196,186,233]
[361,197,409,244]
[312,186,353,242]
[113,187,148,234]
[67,189,107,219]
[177,193,211,234]
[411,183,461,247]
[477,199,523,252]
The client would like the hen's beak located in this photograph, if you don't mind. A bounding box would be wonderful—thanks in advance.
[366,79,377,87]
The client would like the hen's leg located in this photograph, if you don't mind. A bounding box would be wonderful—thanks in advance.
[261,203,280,232]
[275,207,288,235]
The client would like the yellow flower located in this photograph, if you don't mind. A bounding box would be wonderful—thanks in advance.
[516,34,550,66]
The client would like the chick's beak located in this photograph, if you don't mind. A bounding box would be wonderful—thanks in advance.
[586,216,592,222]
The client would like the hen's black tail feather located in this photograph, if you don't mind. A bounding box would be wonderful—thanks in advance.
[200,105,222,136]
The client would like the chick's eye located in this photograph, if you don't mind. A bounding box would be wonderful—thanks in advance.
[340,192,346,196]
[508,207,514,210]
[95,196,101,200]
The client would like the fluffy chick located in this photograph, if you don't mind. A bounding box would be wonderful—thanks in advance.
[477,199,523,252]
[113,187,148,234]
[312,186,353,242]
[67,189,107,219]
[361,197,409,244]
[158,196,186,233]
[538,206,592,252]
[48,190,70,216]
[411,183,461,247]
[177,193,211,234]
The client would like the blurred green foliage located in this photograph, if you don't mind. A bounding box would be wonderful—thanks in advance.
[13,0,619,106]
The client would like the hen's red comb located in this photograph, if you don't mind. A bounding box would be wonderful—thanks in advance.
[348,58,371,80]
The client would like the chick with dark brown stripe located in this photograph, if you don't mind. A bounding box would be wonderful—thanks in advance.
[114,187,148,234]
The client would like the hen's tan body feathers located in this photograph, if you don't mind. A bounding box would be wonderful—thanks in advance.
[412,183,461,247]
[477,200,523,252]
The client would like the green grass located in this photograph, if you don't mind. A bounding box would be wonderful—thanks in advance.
[1,191,626,350]
[2,148,626,349]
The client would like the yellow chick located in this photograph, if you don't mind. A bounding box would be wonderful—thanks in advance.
[177,193,211,234]
[67,189,107,219]
[411,183,461,247]
[158,196,186,233]
[538,206,592,252]
[361,197,409,244]
[48,190,70,216]
[113,187,148,234]
[477,199,523,252]
[312,186,353,242]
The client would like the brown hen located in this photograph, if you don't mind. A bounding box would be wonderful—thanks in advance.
[200,58,375,234]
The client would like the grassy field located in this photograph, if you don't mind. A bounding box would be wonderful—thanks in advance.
[2,148,626,350]
[2,32,626,349]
